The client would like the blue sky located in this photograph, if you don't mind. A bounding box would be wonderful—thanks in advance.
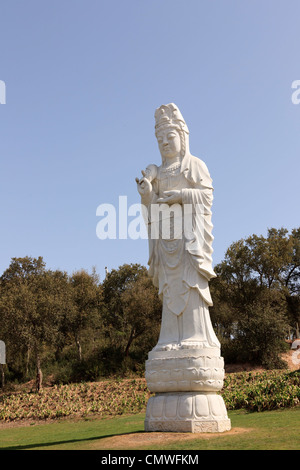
[0,0,299,281]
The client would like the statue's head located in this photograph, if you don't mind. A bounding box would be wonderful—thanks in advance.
[154,103,189,163]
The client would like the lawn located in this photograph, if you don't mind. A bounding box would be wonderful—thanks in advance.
[0,407,299,450]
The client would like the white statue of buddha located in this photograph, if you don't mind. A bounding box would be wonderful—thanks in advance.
[136,104,231,433]
[136,103,219,351]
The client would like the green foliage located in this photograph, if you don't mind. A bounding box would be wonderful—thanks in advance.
[0,258,72,388]
[102,263,161,357]
[0,226,299,388]
[234,290,288,368]
[211,227,300,368]
[0,370,299,424]
[0,379,151,422]
[0,258,103,387]
[222,370,300,412]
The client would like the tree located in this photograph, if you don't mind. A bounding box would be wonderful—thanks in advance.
[101,264,161,357]
[234,289,288,368]
[283,228,300,295]
[211,228,300,367]
[209,274,238,341]
[0,256,46,284]
[281,228,300,336]
[0,257,69,390]
[121,274,161,356]
[245,228,294,289]
[65,269,102,362]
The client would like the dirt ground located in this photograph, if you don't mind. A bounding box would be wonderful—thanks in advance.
[91,427,252,450]
[281,350,300,371]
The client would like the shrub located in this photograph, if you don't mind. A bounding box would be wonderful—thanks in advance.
[222,370,300,412]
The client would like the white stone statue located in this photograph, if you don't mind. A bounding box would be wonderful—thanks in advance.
[136,103,219,351]
[136,103,231,433]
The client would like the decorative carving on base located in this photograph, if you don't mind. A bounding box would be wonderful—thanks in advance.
[145,392,231,433]
[146,349,225,392]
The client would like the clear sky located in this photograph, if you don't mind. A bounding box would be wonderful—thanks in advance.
[0,0,299,281]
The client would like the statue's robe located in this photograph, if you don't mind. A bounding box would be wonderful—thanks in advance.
[145,153,219,348]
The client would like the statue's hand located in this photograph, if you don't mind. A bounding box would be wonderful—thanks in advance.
[157,190,182,205]
[135,170,152,198]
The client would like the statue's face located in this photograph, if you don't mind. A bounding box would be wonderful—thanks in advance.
[156,127,181,160]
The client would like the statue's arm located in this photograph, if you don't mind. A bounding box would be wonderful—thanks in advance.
[181,186,213,213]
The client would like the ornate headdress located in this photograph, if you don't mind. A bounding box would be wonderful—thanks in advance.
[155,103,189,159]
[154,103,189,135]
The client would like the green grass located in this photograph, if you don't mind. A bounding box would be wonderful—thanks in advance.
[0,407,299,450]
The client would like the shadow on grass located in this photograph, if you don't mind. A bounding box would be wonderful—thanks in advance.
[1,430,145,451]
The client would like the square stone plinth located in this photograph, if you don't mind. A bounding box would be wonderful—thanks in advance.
[145,392,231,433]
[145,418,231,433]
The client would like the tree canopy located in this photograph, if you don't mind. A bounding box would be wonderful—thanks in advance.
[210,227,299,367]
[0,227,299,388]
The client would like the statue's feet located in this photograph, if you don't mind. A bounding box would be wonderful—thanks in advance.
[152,343,179,352]
[179,341,208,349]
[152,341,219,352]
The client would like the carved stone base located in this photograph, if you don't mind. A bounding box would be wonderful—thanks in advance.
[144,392,231,433]
[146,348,225,393]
